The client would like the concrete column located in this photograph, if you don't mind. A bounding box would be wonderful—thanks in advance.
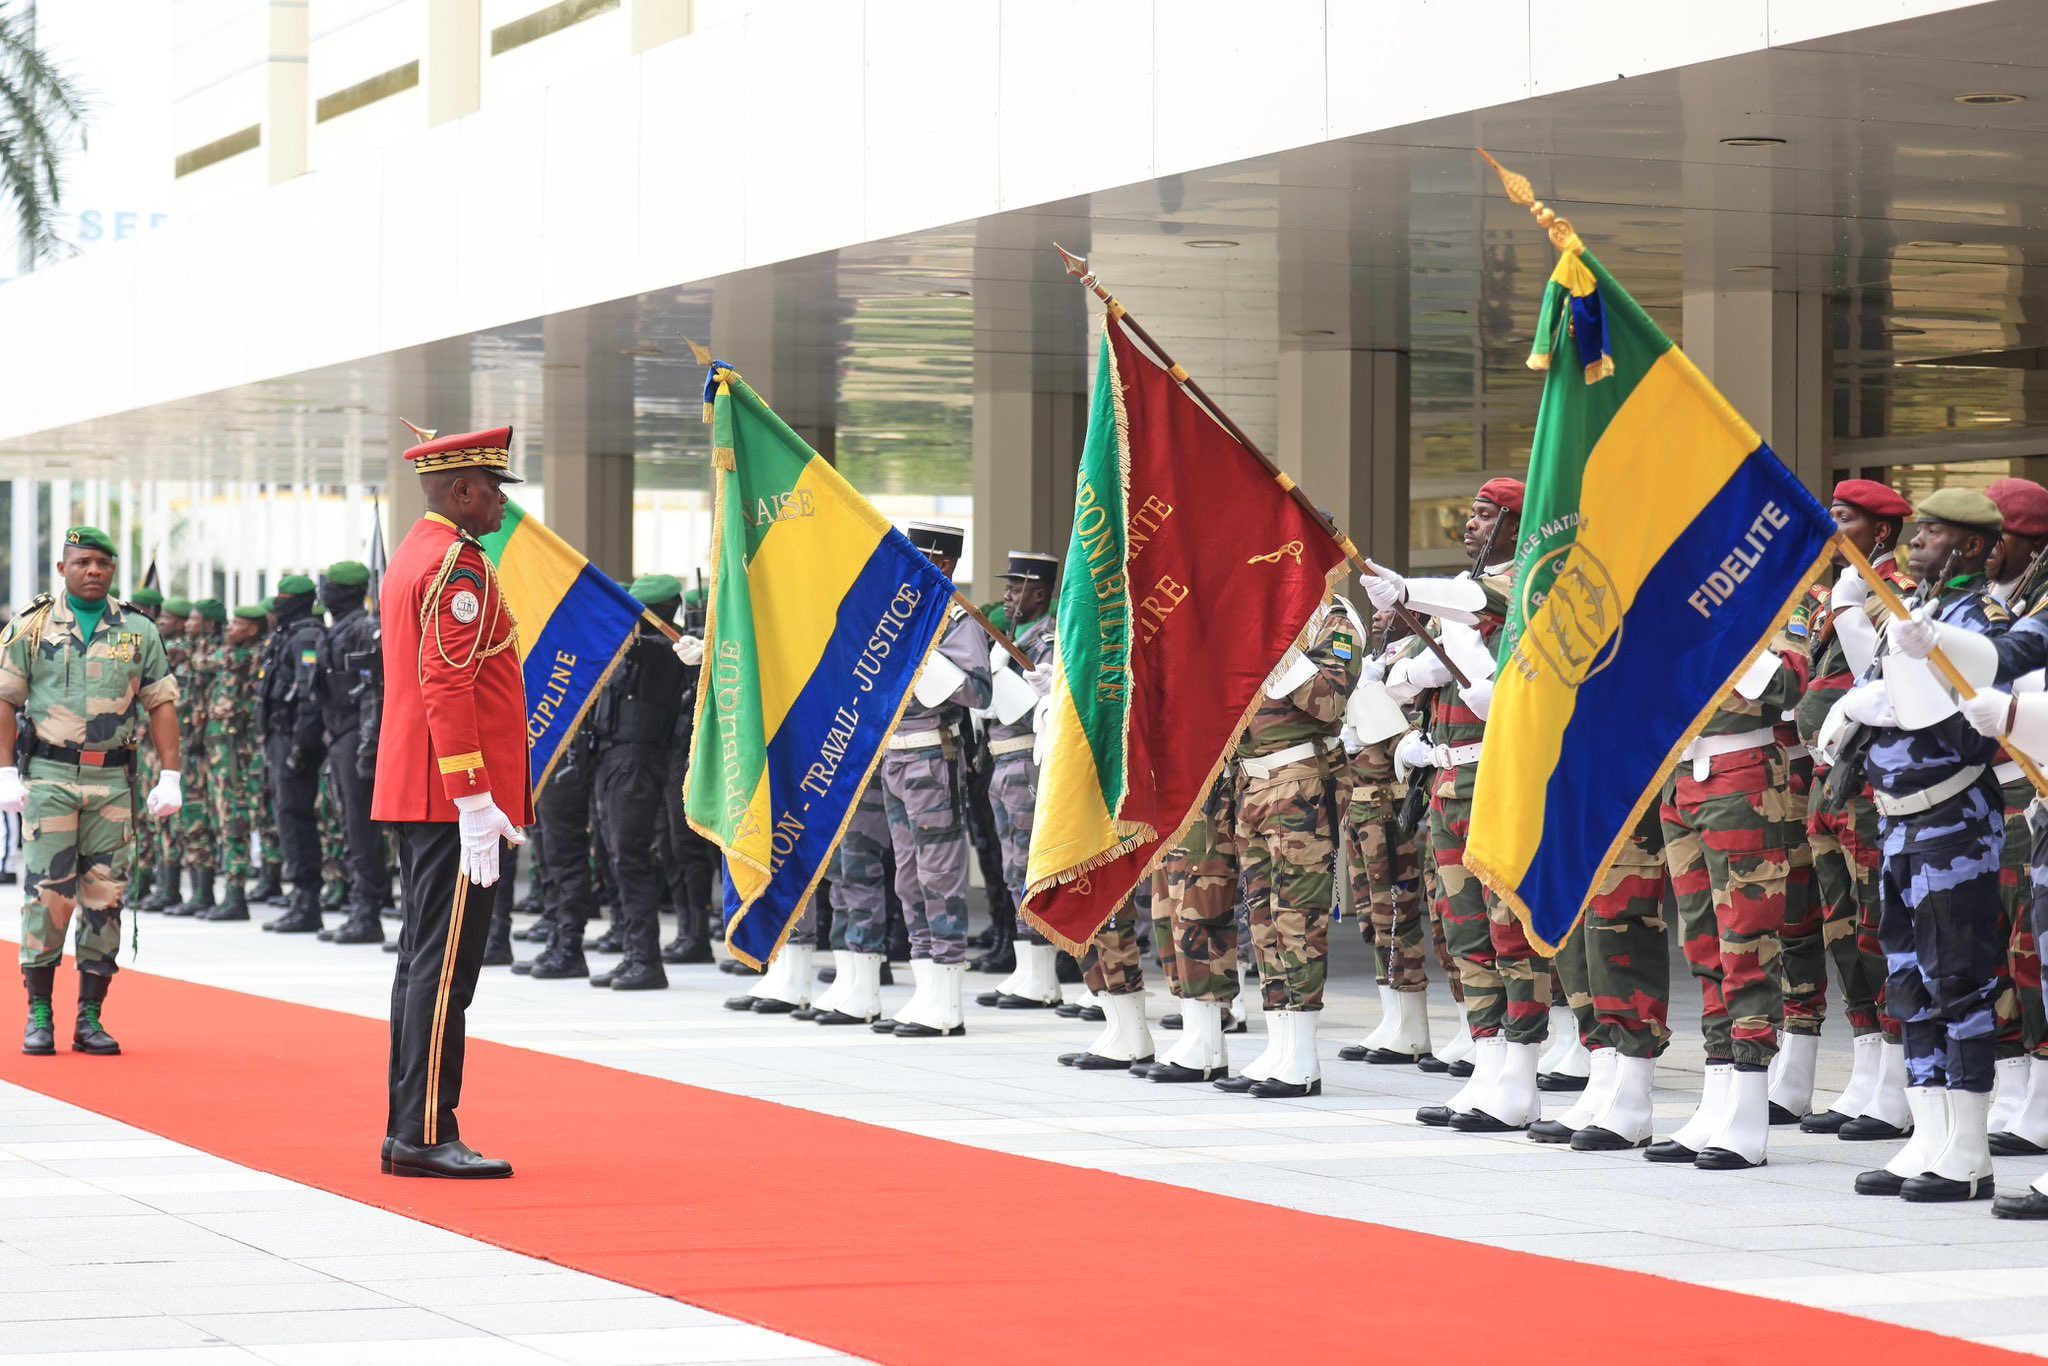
[1682,288,1833,497]
[969,204,1090,592]
[1278,350,1410,570]
[711,255,841,463]
[386,337,473,538]
[544,302,637,580]
[426,0,482,127]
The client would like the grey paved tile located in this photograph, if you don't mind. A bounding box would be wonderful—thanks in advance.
[176,1308,484,1347]
[442,1297,729,1335]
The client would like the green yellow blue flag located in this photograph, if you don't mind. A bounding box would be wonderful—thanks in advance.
[685,365,957,968]
[1464,172,1836,953]
[476,500,645,794]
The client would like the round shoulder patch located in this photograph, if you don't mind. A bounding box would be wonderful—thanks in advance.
[450,589,481,624]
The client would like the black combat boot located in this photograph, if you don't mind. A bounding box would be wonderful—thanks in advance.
[970,913,1015,974]
[248,863,285,903]
[662,933,713,965]
[330,904,385,945]
[264,885,323,934]
[141,862,181,912]
[608,958,668,991]
[169,868,214,917]
[481,915,513,967]
[201,883,250,921]
[21,966,55,1056]
[585,924,624,954]
[72,973,119,1055]
[529,940,589,979]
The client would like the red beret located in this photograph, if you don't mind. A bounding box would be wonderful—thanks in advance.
[1476,477,1526,513]
[1830,478,1909,520]
[1988,478,2048,537]
[404,425,522,483]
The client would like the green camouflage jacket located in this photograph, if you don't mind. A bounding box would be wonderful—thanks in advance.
[0,595,178,751]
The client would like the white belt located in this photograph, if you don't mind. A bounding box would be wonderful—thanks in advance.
[888,728,952,752]
[1872,764,1986,818]
[1996,759,2026,787]
[1239,741,1322,782]
[1681,727,1776,782]
[1784,744,1810,762]
[988,735,1035,757]
[1430,741,1484,768]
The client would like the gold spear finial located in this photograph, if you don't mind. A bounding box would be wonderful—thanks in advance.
[397,418,436,446]
[1476,148,1581,255]
[1053,243,1089,279]
[681,334,714,366]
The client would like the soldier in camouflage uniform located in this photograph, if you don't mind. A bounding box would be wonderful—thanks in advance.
[1144,774,1243,1083]
[195,605,268,921]
[1856,487,2013,1201]
[808,778,892,1025]
[1061,886,1155,1071]
[124,587,165,911]
[1218,597,1360,1099]
[1790,482,1914,1136]
[1374,478,1537,1130]
[0,527,183,1056]
[869,523,989,1037]
[140,596,192,911]
[168,600,226,917]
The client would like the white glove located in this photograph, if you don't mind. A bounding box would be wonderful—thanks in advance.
[1363,561,1407,613]
[1403,649,1453,691]
[0,766,25,815]
[1892,607,1937,661]
[145,769,183,819]
[1840,681,1897,730]
[1961,688,2015,739]
[1395,731,1437,773]
[454,793,525,888]
[1025,663,1054,698]
[1463,677,1495,719]
[673,634,705,666]
[1340,724,1363,756]
[1357,657,1386,685]
[1829,567,1868,613]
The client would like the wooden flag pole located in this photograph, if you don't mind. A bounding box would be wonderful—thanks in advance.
[954,590,1036,672]
[1051,244,1470,691]
[1836,533,2048,797]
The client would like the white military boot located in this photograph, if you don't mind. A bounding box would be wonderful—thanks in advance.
[1531,1046,1614,1144]
[1061,991,1154,1069]
[818,952,884,1025]
[1216,1010,1288,1094]
[1696,1067,1770,1169]
[1150,998,1229,1082]
[894,961,967,1037]
[993,942,1063,1008]
[1250,1010,1323,1098]
[1574,1053,1658,1150]
[1433,1003,1476,1071]
[1646,1061,1732,1163]
[1345,985,1399,1057]
[808,950,855,1018]
[1856,1086,1947,1196]
[1371,989,1433,1063]
[1839,1040,1913,1140]
[1453,1039,1541,1132]
[1419,1035,1502,1127]
[1537,1007,1591,1090]
[1903,1090,1995,1202]
[1989,1054,2031,1136]
[1993,1057,2048,1155]
[750,943,813,1012]
[1803,1031,1882,1133]
[1767,1032,1819,1123]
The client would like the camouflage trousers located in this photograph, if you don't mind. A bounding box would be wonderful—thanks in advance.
[1776,754,1824,1036]
[1661,747,1790,1067]
[1158,780,1240,1004]
[1235,759,1338,1012]
[319,770,347,889]
[1556,827,1671,1058]
[878,745,971,963]
[179,749,216,872]
[1804,780,1892,1039]
[828,777,892,957]
[209,743,266,880]
[1343,780,1434,992]
[18,759,135,975]
[1149,865,1181,995]
[1084,891,1146,997]
[990,751,1052,946]
[1432,773,1551,1042]
[1880,793,2006,1093]
[1997,778,2042,1058]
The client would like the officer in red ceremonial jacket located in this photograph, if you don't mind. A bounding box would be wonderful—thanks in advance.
[372,425,533,1179]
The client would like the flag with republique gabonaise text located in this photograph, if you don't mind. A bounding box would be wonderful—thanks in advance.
[1463,206,1836,953]
[1023,316,1346,951]
[684,365,957,968]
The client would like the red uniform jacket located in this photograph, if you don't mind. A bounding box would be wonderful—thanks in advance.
[371,513,534,827]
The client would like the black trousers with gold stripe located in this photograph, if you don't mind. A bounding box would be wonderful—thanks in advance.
[385,821,495,1147]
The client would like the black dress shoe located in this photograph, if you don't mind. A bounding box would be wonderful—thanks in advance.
[1070,1052,1149,1071]
[1571,1126,1646,1151]
[870,1018,900,1033]
[1054,1002,1086,1019]
[1057,1051,1084,1066]
[751,998,797,1014]
[792,1006,819,1021]
[1800,1108,1851,1134]
[1528,1119,1577,1144]
[386,1139,512,1180]
[814,1010,875,1026]
[1160,1013,1182,1031]
[975,991,1001,1008]
[996,994,1057,1010]
[1128,1059,1152,1077]
[1248,1078,1321,1098]
[1415,1054,1451,1074]
[1212,1074,1258,1094]
[723,993,758,1010]
[1077,1005,1106,1022]
[1644,1138,1701,1163]
[1366,1048,1428,1066]
[1854,1167,1908,1196]
[1449,1109,1523,1133]
[1994,1189,2048,1218]
[1537,1072,1588,1093]
[1148,1061,1223,1083]
[893,1021,965,1038]
[609,961,668,991]
[1838,1115,1910,1141]
[1415,1104,1453,1126]
[1694,1147,1765,1170]
[1337,1044,1370,1062]
[1991,1132,2047,1156]
[1768,1102,1804,1126]
[1902,1172,1992,1202]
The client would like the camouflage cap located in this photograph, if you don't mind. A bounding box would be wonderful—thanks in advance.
[63,526,116,557]
[1916,486,2004,534]
[324,560,370,588]
[129,587,164,609]
[192,598,227,624]
[276,573,316,596]
[630,573,682,606]
[162,597,193,618]
[233,603,268,622]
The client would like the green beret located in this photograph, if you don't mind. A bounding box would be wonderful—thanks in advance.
[193,598,227,624]
[260,596,276,614]
[62,526,116,557]
[324,560,370,588]
[129,587,163,609]
[1916,487,2004,533]
[233,604,268,622]
[683,587,707,606]
[163,597,193,618]
[276,574,316,596]
[630,573,682,606]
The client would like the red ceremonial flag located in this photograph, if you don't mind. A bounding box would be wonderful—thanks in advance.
[1023,312,1346,950]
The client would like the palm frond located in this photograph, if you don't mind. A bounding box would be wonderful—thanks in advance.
[0,0,92,264]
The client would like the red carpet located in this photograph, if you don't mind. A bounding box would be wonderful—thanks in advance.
[0,955,2027,1366]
